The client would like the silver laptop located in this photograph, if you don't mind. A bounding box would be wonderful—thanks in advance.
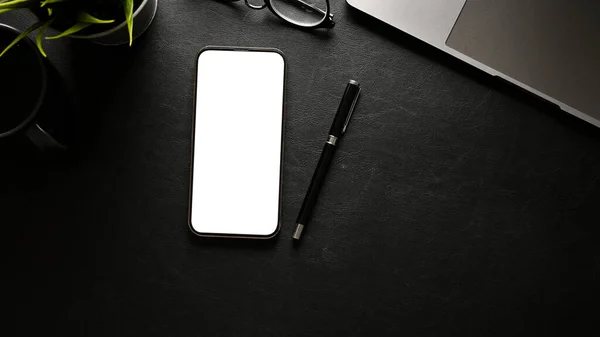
[347,0,600,127]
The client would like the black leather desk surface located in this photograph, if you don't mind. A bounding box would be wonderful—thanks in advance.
[2,2,600,336]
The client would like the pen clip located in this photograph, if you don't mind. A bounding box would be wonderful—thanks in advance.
[342,86,361,134]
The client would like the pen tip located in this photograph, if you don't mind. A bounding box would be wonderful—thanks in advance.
[292,224,304,240]
[349,79,360,86]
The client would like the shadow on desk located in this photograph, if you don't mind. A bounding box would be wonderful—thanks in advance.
[187,234,279,250]
[346,7,600,140]
[64,42,142,150]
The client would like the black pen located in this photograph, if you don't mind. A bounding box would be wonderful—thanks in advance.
[293,80,361,240]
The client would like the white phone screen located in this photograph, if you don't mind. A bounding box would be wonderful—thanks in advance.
[190,48,285,237]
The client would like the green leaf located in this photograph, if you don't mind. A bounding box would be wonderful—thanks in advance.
[0,0,36,10]
[35,20,53,58]
[45,22,91,40]
[0,8,12,13]
[40,0,66,7]
[0,20,44,57]
[124,0,134,46]
[76,12,114,24]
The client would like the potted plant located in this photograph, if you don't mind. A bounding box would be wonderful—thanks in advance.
[0,0,158,57]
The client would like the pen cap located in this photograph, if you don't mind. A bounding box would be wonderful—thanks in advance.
[329,80,361,137]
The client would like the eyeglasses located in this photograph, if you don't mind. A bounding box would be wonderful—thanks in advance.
[226,0,335,29]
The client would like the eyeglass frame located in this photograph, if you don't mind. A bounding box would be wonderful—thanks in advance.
[229,0,335,29]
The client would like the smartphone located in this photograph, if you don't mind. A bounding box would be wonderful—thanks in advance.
[189,47,286,238]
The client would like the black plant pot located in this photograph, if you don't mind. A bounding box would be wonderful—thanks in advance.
[0,23,69,151]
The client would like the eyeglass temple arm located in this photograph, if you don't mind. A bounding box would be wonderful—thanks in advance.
[287,0,333,20]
